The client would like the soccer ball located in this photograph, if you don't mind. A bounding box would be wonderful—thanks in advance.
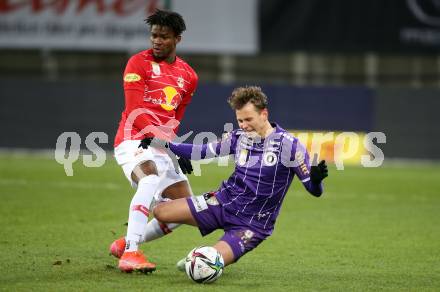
[185,246,224,283]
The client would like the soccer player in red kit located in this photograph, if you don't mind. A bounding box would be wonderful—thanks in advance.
[110,10,198,273]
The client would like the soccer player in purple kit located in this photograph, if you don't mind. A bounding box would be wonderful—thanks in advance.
[139,86,328,267]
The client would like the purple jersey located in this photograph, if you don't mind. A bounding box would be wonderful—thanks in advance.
[169,123,322,235]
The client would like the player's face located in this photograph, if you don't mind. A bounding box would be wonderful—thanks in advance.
[236,103,268,137]
[150,25,181,61]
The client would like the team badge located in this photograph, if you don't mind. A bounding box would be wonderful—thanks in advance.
[124,73,141,82]
[263,151,278,166]
[177,77,184,88]
[151,62,161,76]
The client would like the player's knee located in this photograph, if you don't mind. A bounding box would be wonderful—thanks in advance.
[131,160,158,183]
[162,181,192,199]
[153,203,170,223]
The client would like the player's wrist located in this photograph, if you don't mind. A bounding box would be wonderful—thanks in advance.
[310,174,323,185]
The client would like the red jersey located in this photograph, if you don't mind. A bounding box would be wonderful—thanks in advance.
[114,49,198,147]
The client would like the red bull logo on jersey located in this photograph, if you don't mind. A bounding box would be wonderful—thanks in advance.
[160,86,180,111]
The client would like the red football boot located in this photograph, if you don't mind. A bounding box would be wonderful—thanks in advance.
[109,237,126,259]
[118,251,156,273]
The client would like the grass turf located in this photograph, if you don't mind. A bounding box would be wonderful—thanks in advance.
[0,153,439,291]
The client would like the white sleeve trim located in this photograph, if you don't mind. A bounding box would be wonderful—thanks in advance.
[301,177,310,183]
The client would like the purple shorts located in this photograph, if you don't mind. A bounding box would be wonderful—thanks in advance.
[187,192,267,261]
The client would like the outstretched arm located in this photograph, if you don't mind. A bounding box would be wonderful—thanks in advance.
[301,160,328,197]
[168,141,229,160]
[290,142,328,197]
[139,135,235,161]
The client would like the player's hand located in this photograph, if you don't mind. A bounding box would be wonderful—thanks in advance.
[310,160,328,185]
[139,137,169,149]
[178,156,193,174]
[139,137,192,174]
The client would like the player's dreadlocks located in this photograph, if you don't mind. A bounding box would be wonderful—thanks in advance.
[145,9,186,36]
[228,86,268,112]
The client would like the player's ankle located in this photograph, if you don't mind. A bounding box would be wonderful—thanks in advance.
[125,239,139,252]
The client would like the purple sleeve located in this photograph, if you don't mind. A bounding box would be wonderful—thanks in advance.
[291,141,323,197]
[169,132,237,160]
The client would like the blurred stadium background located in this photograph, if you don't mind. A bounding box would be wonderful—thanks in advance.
[1,0,439,161]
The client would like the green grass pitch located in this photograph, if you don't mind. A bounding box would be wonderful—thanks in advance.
[0,153,439,291]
